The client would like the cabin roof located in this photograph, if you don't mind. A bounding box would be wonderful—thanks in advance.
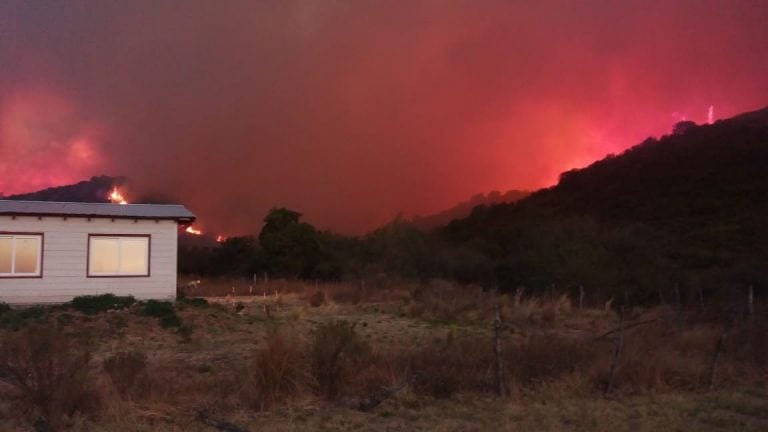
[0,200,195,222]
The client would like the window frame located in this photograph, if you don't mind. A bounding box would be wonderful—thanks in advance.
[87,234,151,278]
[0,232,44,278]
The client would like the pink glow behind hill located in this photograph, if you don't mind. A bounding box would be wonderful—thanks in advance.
[1,1,767,234]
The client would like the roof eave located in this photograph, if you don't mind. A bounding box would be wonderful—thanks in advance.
[0,212,196,223]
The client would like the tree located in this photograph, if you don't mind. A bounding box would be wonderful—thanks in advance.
[258,208,321,278]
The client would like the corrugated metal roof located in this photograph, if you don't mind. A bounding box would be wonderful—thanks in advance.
[0,200,195,222]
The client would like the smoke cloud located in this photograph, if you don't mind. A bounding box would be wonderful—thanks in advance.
[1,1,767,233]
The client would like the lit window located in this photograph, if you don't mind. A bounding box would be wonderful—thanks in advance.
[88,235,149,277]
[0,234,43,277]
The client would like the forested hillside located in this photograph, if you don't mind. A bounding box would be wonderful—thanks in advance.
[409,189,530,229]
[8,108,768,306]
[442,107,768,302]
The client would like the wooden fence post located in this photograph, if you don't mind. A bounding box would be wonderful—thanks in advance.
[604,306,625,396]
[708,319,733,390]
[493,302,507,396]
[674,284,683,332]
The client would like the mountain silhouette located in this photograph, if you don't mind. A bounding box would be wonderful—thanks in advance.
[442,106,768,300]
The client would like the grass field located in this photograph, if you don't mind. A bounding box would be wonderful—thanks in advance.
[0,279,766,431]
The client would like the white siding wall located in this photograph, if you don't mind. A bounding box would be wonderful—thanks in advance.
[0,216,178,304]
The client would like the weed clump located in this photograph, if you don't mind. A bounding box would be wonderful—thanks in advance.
[408,349,462,398]
[140,300,181,328]
[308,290,325,307]
[508,334,598,385]
[0,324,97,429]
[309,320,371,400]
[178,297,209,308]
[0,306,49,330]
[593,330,699,392]
[401,280,494,323]
[243,329,309,410]
[68,294,136,315]
[329,285,362,304]
[728,315,768,368]
[103,351,148,399]
[406,335,493,398]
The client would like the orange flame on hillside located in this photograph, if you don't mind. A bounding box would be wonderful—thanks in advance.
[109,186,128,204]
[216,235,227,243]
[185,226,203,235]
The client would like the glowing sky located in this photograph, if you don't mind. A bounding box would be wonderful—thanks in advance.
[1,1,767,234]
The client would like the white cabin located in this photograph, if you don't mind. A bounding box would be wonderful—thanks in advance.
[0,200,195,304]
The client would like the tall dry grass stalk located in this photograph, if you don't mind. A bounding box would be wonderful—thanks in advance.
[241,328,310,410]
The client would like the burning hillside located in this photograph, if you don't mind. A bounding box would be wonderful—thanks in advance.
[104,184,209,239]
[108,186,127,204]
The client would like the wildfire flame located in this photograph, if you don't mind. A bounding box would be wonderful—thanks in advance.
[216,235,227,243]
[707,105,714,125]
[109,186,127,204]
[185,226,203,235]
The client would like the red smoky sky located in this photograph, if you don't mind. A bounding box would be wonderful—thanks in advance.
[1,1,767,234]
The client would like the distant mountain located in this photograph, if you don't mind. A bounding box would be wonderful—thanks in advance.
[5,175,126,203]
[410,189,530,229]
[443,106,768,300]
[4,175,179,205]
[4,175,215,246]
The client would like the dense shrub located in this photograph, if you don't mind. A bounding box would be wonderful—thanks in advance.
[0,306,48,330]
[0,324,97,429]
[178,297,209,308]
[68,294,136,315]
[140,300,181,328]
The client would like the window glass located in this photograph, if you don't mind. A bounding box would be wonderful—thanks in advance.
[120,238,148,274]
[0,237,12,274]
[88,236,149,276]
[14,237,39,274]
[0,235,42,276]
[90,237,120,274]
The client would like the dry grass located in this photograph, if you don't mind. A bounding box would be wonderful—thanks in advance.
[307,290,326,307]
[402,334,494,398]
[308,320,371,400]
[241,328,309,410]
[0,279,766,431]
[102,350,149,399]
[508,333,599,387]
